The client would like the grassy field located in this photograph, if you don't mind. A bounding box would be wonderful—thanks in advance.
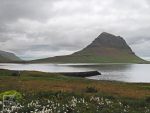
[0,69,150,112]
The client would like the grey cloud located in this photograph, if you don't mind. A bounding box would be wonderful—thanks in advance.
[0,0,150,60]
[0,0,55,23]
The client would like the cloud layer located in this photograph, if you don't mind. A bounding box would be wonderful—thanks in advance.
[0,0,150,60]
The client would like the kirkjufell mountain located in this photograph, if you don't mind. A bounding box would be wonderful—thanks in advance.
[0,50,22,63]
[32,32,145,63]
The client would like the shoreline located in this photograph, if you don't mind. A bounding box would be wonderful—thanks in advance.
[0,68,150,83]
[0,68,150,84]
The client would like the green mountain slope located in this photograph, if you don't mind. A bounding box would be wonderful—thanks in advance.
[31,32,146,63]
[0,50,22,63]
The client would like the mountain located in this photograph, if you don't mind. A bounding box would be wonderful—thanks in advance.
[0,50,22,63]
[31,32,145,63]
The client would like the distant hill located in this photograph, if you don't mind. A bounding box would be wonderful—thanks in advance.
[31,32,146,63]
[0,50,22,63]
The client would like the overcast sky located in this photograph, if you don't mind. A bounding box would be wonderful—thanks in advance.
[0,0,150,60]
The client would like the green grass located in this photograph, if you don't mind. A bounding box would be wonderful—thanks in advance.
[142,86,150,90]
[0,90,22,101]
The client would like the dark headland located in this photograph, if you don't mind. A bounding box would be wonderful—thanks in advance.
[59,71,101,77]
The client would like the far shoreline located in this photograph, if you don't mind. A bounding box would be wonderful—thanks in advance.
[0,68,150,84]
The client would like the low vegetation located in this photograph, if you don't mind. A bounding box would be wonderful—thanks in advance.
[0,90,22,101]
[0,69,150,112]
[0,91,150,113]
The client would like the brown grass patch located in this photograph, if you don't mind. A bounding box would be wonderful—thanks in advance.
[1,76,150,99]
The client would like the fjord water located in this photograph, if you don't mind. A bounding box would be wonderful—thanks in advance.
[0,63,150,83]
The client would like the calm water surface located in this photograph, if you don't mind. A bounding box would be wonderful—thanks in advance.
[0,63,150,83]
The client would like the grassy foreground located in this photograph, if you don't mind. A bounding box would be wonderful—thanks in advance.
[0,69,150,113]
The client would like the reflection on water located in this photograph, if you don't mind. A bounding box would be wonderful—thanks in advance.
[0,63,150,83]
